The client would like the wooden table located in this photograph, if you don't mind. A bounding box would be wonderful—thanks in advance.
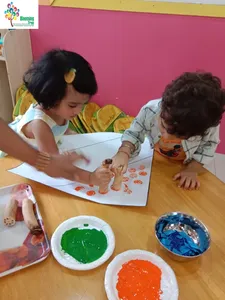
[0,153,225,300]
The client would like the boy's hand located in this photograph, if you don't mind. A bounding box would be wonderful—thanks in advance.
[173,169,200,190]
[111,152,129,174]
[90,167,112,186]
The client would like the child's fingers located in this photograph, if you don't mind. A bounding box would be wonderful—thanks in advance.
[100,169,112,175]
[184,177,191,190]
[178,176,186,188]
[101,175,112,183]
[173,173,181,181]
[99,170,112,178]
[75,151,90,164]
[196,180,200,190]
[77,154,90,164]
[67,151,90,164]
[101,179,111,185]
[190,180,196,190]
[122,165,128,174]
[112,164,127,174]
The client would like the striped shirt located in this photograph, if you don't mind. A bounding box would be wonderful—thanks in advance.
[122,99,220,165]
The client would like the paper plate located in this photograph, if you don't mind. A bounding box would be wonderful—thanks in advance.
[51,216,115,271]
[105,249,179,300]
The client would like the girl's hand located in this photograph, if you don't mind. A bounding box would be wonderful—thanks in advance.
[173,169,200,190]
[90,167,112,187]
[111,152,129,174]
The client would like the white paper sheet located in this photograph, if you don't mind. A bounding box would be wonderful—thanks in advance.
[9,133,153,206]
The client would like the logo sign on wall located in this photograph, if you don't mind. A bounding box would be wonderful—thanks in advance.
[0,0,38,29]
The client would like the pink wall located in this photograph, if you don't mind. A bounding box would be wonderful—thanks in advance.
[30,6,225,153]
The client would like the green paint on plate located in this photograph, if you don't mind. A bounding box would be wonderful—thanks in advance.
[83,224,89,227]
[61,227,108,264]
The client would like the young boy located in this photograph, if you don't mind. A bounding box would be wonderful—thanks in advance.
[112,72,225,190]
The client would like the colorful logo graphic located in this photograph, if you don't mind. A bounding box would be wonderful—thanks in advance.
[4,2,20,27]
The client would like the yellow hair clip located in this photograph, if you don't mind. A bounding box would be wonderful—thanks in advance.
[64,68,76,84]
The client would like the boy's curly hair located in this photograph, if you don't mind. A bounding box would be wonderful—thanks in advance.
[161,72,225,138]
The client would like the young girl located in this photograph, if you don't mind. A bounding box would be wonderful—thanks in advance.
[112,72,225,190]
[1,49,112,186]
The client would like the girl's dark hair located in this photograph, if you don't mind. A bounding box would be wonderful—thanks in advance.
[161,72,225,138]
[23,49,98,109]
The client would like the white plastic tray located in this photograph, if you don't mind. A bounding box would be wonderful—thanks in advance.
[0,183,50,277]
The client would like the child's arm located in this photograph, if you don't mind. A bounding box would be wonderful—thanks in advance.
[120,106,149,157]
[32,120,112,185]
[112,101,157,173]
[173,126,220,190]
[31,120,59,155]
[0,118,95,182]
[0,118,39,166]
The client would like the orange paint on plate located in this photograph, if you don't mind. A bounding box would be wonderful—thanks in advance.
[129,173,137,178]
[89,184,94,187]
[139,165,145,170]
[134,180,143,184]
[128,168,136,173]
[123,177,129,182]
[116,259,162,300]
[75,186,85,191]
[86,190,96,196]
[139,171,147,176]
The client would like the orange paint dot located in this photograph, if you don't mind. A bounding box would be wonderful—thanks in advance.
[124,183,128,191]
[111,186,120,191]
[128,168,136,173]
[139,171,147,176]
[89,184,94,187]
[139,165,145,170]
[123,177,129,182]
[134,180,143,184]
[99,191,108,195]
[116,259,162,300]
[75,186,85,191]
[86,190,96,196]
[123,183,132,194]
[129,173,137,178]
